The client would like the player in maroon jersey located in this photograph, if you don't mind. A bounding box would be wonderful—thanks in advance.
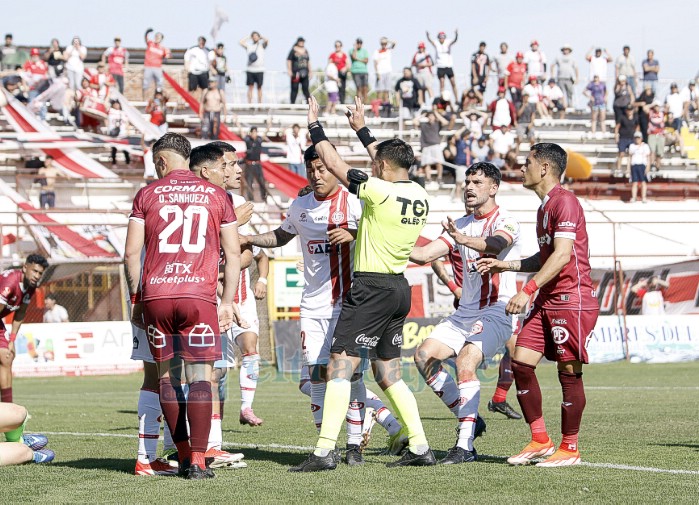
[0,254,49,404]
[124,133,243,479]
[478,143,599,467]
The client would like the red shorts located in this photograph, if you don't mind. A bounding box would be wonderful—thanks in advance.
[143,298,221,363]
[516,305,599,364]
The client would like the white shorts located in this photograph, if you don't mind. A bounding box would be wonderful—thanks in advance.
[215,328,237,369]
[417,70,433,92]
[426,305,512,358]
[232,297,260,340]
[301,316,338,366]
[375,73,392,92]
[421,144,444,166]
[130,323,154,363]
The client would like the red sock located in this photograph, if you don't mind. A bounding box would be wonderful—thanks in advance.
[159,377,189,456]
[175,440,192,461]
[191,451,206,468]
[492,387,509,403]
[511,360,548,443]
[559,371,586,451]
[0,387,11,403]
[187,381,213,455]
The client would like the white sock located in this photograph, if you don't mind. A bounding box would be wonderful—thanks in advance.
[240,353,260,410]
[426,366,461,417]
[346,379,366,446]
[456,380,481,451]
[299,380,312,397]
[137,389,161,463]
[310,381,326,432]
[365,387,401,436]
[207,414,222,451]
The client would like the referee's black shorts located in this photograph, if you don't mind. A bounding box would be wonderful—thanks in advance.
[330,272,411,360]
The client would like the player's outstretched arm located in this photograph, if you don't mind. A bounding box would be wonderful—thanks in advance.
[345,96,379,160]
[244,227,296,248]
[432,258,461,299]
[442,216,511,254]
[307,96,353,187]
[410,238,450,265]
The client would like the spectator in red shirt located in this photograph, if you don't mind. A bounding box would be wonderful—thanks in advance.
[505,51,527,107]
[328,41,349,105]
[644,101,665,169]
[23,48,49,119]
[89,62,115,99]
[143,28,170,99]
[101,37,129,94]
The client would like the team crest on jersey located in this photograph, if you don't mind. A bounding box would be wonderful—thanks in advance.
[189,323,215,347]
[331,211,345,224]
[300,212,307,222]
[552,326,569,344]
[470,321,484,335]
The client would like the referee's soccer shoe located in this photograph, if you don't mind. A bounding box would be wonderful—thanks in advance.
[386,448,436,467]
[288,451,338,472]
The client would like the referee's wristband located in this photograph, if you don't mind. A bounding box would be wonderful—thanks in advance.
[522,279,539,296]
[308,121,329,145]
[447,281,458,293]
[356,126,377,148]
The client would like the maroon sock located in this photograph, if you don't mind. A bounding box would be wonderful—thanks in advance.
[0,387,11,403]
[496,353,514,392]
[559,371,586,447]
[187,381,213,455]
[511,359,543,424]
[159,377,189,452]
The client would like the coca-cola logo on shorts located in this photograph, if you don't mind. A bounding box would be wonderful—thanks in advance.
[355,333,380,348]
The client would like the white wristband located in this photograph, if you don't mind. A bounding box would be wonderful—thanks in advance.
[257,277,267,285]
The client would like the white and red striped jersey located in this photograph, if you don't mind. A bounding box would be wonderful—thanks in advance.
[439,206,521,311]
[281,188,361,319]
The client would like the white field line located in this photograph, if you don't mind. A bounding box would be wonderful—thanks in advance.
[42,431,699,475]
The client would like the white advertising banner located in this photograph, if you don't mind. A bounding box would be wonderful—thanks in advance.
[11,321,141,377]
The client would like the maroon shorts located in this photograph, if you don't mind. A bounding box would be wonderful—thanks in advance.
[516,305,599,363]
[0,326,8,349]
[143,298,221,363]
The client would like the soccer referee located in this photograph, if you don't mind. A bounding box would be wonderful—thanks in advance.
[290,96,435,471]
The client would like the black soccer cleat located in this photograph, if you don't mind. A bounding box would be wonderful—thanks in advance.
[185,464,215,480]
[474,415,487,438]
[288,452,338,472]
[177,457,190,477]
[487,400,522,420]
[386,448,436,468]
[345,444,364,466]
[438,446,478,465]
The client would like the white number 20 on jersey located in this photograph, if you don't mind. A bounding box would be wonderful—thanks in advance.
[158,205,208,253]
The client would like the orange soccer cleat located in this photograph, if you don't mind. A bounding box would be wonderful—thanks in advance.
[506,438,555,466]
[535,446,581,467]
[134,458,179,476]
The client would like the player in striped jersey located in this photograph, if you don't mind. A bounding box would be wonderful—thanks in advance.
[409,162,521,464]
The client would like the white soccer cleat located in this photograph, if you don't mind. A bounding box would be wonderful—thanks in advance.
[205,448,245,468]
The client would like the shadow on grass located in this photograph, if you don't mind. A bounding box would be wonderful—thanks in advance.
[53,458,135,474]
[116,410,138,415]
[228,447,308,466]
[652,442,699,451]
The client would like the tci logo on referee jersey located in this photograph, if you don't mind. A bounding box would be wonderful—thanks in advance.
[396,197,429,225]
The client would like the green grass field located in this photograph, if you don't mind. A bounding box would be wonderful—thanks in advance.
[1,361,698,504]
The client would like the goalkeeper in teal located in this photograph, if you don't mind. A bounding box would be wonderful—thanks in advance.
[290,95,435,472]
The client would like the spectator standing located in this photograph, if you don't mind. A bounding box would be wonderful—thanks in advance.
[516,93,537,154]
[505,51,527,107]
[145,88,168,134]
[0,34,19,71]
[635,84,655,142]
[420,110,448,187]
[43,294,69,323]
[524,40,547,82]
[642,50,659,93]
[142,29,170,100]
[645,102,665,168]
[585,47,612,82]
[680,80,697,122]
[395,67,422,119]
[427,30,458,99]
[614,106,638,174]
[631,276,669,314]
[240,31,268,104]
[328,41,349,104]
[23,49,49,119]
[36,156,60,209]
[287,37,311,104]
[209,43,229,91]
[523,75,549,118]
[199,78,226,140]
[350,38,369,102]
[63,36,86,91]
[284,124,306,176]
[626,132,651,203]
[240,124,269,202]
[584,75,607,134]
[471,42,490,94]
[491,124,516,159]
[373,37,396,107]
[324,61,340,115]
[412,42,434,104]
[543,79,566,118]
[664,83,684,132]
[101,37,129,93]
[551,44,578,108]
[184,36,210,102]
[44,39,65,78]
[612,75,634,124]
[108,100,131,168]
[615,45,637,96]
[493,42,510,87]
[488,87,516,129]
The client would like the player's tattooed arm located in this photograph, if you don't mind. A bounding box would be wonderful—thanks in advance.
[517,253,542,273]
[247,228,296,248]
[124,220,145,296]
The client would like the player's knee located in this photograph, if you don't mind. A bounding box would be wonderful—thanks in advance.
[511,359,536,380]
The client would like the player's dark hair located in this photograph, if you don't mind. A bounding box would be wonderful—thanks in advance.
[304,145,319,165]
[26,253,49,269]
[45,155,54,161]
[209,141,237,153]
[375,138,415,170]
[189,144,224,171]
[530,142,567,177]
[153,133,191,161]
[46,293,57,301]
[466,162,502,186]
